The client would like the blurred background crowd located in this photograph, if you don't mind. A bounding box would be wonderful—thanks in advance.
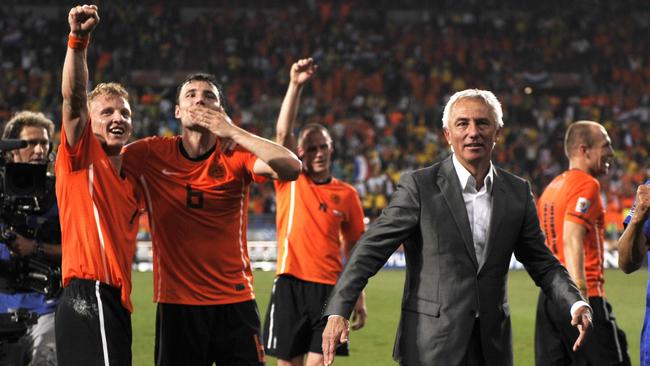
[1,0,648,241]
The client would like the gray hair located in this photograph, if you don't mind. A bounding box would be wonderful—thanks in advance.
[441,89,504,129]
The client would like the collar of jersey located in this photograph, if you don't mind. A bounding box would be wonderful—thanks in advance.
[178,139,216,162]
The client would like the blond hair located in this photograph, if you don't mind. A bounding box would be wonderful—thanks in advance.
[88,82,129,103]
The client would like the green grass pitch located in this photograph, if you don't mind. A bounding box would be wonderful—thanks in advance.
[131,269,647,365]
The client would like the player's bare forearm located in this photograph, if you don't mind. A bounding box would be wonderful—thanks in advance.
[231,131,300,180]
[275,82,302,152]
[618,220,649,273]
[563,221,588,296]
[62,47,89,142]
[619,184,650,273]
[188,106,300,179]
[62,5,99,146]
[618,225,648,273]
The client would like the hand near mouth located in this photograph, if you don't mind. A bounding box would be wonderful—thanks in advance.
[188,106,238,138]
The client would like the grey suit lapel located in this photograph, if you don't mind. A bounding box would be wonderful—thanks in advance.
[480,168,506,273]
[437,157,478,269]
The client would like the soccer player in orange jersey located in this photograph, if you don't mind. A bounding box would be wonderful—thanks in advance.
[262,58,367,366]
[122,72,300,364]
[55,5,141,366]
[535,121,630,365]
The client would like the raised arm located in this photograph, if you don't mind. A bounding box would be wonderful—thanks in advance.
[61,5,99,148]
[276,58,317,152]
[618,184,650,273]
[189,106,301,180]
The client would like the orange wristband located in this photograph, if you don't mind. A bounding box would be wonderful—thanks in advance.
[68,34,89,50]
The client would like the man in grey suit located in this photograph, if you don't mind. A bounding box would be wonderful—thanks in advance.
[321,89,593,366]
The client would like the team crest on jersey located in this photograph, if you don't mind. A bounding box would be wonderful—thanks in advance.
[575,197,591,214]
[209,162,225,179]
[330,193,341,204]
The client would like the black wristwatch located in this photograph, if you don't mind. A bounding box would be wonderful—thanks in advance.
[35,240,45,257]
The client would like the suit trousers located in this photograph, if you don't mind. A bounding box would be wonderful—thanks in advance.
[462,318,486,366]
[398,318,485,366]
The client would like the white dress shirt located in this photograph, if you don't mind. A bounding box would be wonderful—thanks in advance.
[451,154,493,267]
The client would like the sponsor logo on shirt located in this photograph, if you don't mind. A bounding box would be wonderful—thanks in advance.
[575,197,591,214]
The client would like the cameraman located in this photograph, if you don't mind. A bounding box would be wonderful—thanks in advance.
[0,111,61,365]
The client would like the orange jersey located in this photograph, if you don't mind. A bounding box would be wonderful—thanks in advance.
[274,173,365,285]
[537,169,605,298]
[122,136,266,305]
[55,121,140,312]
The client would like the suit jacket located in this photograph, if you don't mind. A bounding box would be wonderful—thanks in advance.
[324,156,583,366]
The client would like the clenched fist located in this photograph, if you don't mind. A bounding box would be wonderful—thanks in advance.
[68,4,100,37]
[632,184,650,225]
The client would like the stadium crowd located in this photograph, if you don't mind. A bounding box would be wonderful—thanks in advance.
[1,0,648,234]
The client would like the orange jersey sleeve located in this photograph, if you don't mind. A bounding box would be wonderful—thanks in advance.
[563,175,601,228]
[537,170,605,298]
[123,137,266,305]
[274,173,365,285]
[55,121,140,312]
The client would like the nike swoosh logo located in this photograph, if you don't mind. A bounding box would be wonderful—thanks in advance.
[162,169,182,176]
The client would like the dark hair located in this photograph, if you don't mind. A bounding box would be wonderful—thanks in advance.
[2,110,55,161]
[175,73,226,110]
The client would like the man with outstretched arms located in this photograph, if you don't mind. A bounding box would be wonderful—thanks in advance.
[122,72,301,365]
[321,89,593,366]
[262,58,366,366]
[56,5,140,365]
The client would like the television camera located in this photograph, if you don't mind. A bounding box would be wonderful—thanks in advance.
[0,161,61,298]
[0,138,61,364]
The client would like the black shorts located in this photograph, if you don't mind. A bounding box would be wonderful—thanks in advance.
[55,278,131,366]
[155,300,265,366]
[263,275,349,360]
[535,292,630,366]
